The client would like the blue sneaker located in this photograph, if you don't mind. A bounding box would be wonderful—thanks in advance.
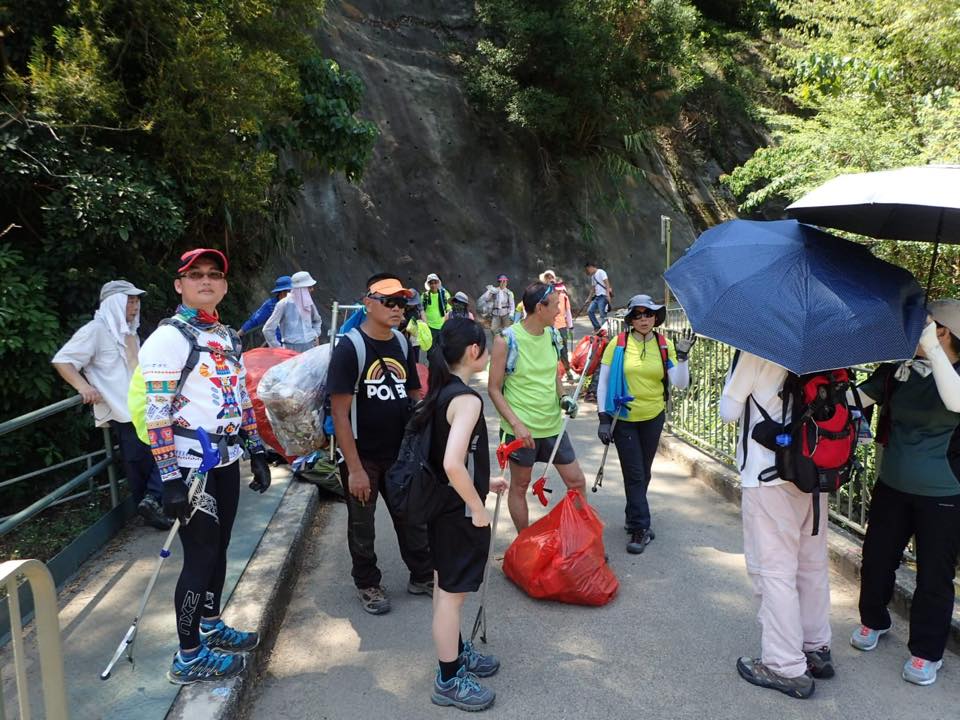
[431,666,495,712]
[850,624,888,652]
[200,619,259,653]
[461,640,500,678]
[902,656,943,686]
[167,646,244,685]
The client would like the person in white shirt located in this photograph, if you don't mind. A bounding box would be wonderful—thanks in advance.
[479,274,515,335]
[52,280,172,530]
[262,270,324,351]
[719,350,830,699]
[584,262,613,331]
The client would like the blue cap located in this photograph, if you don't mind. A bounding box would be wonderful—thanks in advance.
[271,275,293,294]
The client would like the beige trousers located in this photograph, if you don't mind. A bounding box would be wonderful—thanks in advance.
[741,483,832,678]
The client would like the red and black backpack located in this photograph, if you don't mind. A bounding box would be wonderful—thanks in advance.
[747,369,862,535]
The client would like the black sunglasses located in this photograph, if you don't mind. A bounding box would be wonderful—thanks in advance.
[368,294,407,309]
[629,308,657,319]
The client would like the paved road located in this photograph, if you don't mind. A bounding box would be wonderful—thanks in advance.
[250,376,960,720]
[1,469,291,720]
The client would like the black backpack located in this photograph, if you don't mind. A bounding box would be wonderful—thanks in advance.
[384,416,448,525]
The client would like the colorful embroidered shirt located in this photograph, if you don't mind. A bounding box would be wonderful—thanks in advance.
[139,310,261,483]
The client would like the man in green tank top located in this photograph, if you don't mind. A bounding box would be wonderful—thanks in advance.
[488,281,588,530]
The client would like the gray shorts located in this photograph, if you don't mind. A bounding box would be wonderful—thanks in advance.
[503,431,576,468]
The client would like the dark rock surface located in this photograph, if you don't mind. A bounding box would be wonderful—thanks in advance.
[266,0,749,312]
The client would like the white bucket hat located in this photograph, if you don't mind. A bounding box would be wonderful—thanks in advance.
[290,271,317,289]
[929,299,960,339]
[424,273,441,290]
[453,291,469,303]
[538,269,558,283]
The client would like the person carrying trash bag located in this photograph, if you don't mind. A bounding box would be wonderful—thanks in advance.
[405,317,509,712]
[848,303,960,687]
[595,295,694,554]
[719,351,831,700]
[138,248,272,685]
[487,281,588,531]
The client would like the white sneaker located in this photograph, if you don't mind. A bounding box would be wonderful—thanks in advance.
[850,624,888,651]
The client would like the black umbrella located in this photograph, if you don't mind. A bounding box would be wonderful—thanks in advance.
[786,165,960,293]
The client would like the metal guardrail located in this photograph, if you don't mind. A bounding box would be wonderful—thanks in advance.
[0,398,122,538]
[607,309,880,537]
[0,559,68,720]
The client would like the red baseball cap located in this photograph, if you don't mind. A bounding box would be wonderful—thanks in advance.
[177,248,229,275]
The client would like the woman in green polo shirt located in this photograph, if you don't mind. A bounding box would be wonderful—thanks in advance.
[851,301,960,687]
[595,295,696,555]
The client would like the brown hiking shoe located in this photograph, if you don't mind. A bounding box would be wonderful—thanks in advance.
[357,585,391,615]
[736,657,814,699]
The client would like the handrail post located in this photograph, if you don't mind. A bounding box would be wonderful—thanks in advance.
[103,427,119,508]
[2,559,69,720]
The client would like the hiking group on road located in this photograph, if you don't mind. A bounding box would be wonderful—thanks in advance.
[48,248,960,712]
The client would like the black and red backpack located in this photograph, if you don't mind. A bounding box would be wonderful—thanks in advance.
[747,369,862,535]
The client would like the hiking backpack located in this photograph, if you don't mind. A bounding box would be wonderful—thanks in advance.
[130,318,243,445]
[747,369,861,535]
[502,325,564,375]
[383,414,449,525]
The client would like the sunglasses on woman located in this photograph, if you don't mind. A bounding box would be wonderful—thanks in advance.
[629,309,657,319]
[368,293,407,309]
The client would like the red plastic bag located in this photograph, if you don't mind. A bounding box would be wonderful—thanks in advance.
[416,362,429,397]
[243,347,299,460]
[571,331,607,375]
[502,490,618,606]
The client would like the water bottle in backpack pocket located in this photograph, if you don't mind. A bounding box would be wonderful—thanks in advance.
[746,369,862,535]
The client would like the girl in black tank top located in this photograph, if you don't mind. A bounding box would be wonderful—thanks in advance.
[411,317,508,710]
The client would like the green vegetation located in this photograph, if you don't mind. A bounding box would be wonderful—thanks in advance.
[0,0,376,421]
[725,0,960,296]
[0,1,377,551]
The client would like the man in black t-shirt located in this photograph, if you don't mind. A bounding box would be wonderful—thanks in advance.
[328,273,432,615]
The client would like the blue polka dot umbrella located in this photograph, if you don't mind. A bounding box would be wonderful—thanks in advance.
[663,219,927,375]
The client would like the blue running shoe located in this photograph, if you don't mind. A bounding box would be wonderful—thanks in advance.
[431,666,495,712]
[850,624,888,652]
[200,619,259,653]
[461,640,500,678]
[902,656,943,686]
[167,646,245,685]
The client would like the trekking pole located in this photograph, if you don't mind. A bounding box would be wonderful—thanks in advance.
[101,429,220,680]
[471,438,524,645]
[591,393,633,493]
[531,341,599,506]
[571,295,592,322]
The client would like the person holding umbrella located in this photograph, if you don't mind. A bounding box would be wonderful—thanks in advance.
[719,350,829,699]
[849,302,960,687]
[595,295,695,554]
[411,317,508,711]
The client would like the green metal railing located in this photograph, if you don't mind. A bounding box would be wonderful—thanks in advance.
[0,397,123,539]
[607,309,879,537]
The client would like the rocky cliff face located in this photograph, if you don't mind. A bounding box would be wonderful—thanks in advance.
[269,0,756,314]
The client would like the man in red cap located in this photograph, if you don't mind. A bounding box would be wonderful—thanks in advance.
[139,248,272,685]
[327,273,433,615]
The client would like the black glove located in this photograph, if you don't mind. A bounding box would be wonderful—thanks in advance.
[162,480,189,522]
[598,412,613,445]
[249,450,272,493]
[675,328,698,361]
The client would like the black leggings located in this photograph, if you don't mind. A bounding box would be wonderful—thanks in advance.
[174,461,241,649]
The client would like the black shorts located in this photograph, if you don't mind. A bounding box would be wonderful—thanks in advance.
[428,503,491,593]
[503,432,576,468]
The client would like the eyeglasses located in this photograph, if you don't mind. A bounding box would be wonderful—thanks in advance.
[368,294,407,309]
[537,284,555,305]
[180,270,226,281]
[629,309,657,319]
